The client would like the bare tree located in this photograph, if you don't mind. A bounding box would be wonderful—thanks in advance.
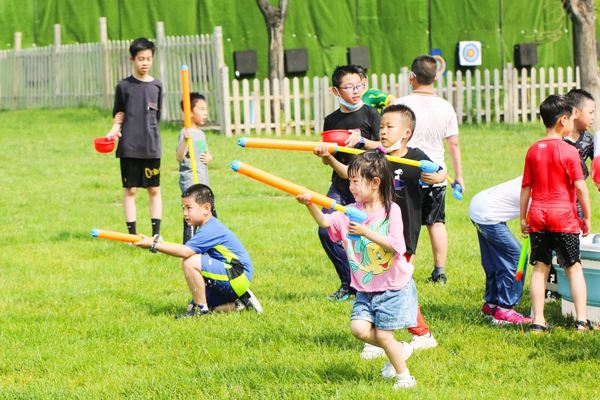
[256,0,289,81]
[563,0,600,128]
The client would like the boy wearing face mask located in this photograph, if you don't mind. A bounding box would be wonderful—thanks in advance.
[319,64,381,301]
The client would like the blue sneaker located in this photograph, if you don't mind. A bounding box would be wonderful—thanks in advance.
[328,286,353,301]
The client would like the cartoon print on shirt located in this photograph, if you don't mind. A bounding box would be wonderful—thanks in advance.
[348,218,394,284]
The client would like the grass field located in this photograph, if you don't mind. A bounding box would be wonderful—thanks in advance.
[1,108,599,399]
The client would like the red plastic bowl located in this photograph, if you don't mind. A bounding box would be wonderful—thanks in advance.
[94,137,116,153]
[321,129,351,146]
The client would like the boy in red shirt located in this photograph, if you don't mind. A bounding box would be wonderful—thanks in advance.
[520,94,594,332]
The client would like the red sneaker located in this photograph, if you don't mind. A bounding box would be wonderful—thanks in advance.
[481,303,498,317]
[492,308,533,325]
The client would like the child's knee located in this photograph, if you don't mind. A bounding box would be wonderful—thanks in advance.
[124,187,137,196]
[350,321,370,341]
[182,255,202,272]
[374,329,394,344]
[147,186,161,196]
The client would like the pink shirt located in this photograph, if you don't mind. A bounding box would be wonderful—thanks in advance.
[326,202,414,292]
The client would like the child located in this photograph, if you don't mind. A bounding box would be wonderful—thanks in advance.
[520,94,594,332]
[315,104,443,356]
[177,93,213,243]
[134,183,262,317]
[106,38,163,238]
[297,151,418,390]
[319,64,381,301]
[392,55,465,284]
[541,89,598,301]
[469,176,532,325]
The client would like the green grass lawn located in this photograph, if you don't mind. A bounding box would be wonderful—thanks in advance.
[1,108,599,399]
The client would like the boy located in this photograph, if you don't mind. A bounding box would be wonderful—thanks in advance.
[314,104,444,355]
[520,94,593,332]
[135,184,262,317]
[107,38,163,238]
[319,64,381,301]
[177,93,213,243]
[544,89,596,301]
[392,55,465,284]
[469,176,532,325]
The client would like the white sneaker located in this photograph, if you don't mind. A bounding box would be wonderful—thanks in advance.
[360,343,386,360]
[243,289,263,314]
[409,333,438,350]
[381,341,414,380]
[393,374,416,389]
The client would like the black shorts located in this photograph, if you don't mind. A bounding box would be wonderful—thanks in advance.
[421,186,446,225]
[120,158,161,188]
[529,231,581,268]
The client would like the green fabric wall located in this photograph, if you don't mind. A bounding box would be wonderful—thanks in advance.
[0,0,593,76]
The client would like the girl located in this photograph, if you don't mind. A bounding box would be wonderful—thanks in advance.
[297,151,418,390]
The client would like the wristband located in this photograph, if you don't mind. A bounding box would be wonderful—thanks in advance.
[149,234,160,253]
[356,136,366,149]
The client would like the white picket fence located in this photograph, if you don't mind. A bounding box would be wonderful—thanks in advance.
[221,64,581,136]
[0,20,226,125]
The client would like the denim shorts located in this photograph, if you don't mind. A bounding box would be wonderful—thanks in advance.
[351,279,418,330]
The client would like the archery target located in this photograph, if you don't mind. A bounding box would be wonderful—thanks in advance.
[458,41,482,66]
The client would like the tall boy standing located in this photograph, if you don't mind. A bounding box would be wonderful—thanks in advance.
[520,94,594,332]
[392,55,465,284]
[107,38,163,237]
[319,64,381,300]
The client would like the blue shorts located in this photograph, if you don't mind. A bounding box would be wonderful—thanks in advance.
[351,279,418,330]
[199,254,247,308]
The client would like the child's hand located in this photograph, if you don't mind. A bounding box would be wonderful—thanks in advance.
[133,234,152,249]
[520,219,529,237]
[314,143,333,158]
[200,152,213,164]
[296,193,312,205]
[349,221,367,237]
[420,171,446,185]
[344,129,362,147]
[183,130,192,139]
[582,218,591,237]
[106,129,121,140]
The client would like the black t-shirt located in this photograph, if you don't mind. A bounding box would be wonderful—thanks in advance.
[113,76,163,159]
[565,131,594,178]
[389,147,437,255]
[323,105,381,198]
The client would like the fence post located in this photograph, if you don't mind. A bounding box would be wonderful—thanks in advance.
[99,18,111,109]
[212,26,226,134]
[155,21,168,120]
[53,24,61,106]
[11,32,22,109]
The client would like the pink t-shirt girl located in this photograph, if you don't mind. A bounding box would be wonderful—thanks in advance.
[326,202,414,292]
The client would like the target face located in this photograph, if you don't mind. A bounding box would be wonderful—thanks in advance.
[433,54,447,76]
[458,41,482,66]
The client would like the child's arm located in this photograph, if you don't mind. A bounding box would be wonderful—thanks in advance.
[574,179,591,236]
[349,222,395,252]
[314,143,349,179]
[519,186,531,236]
[107,112,124,140]
[296,194,330,228]
[134,235,196,258]
[446,135,465,193]
[176,130,190,162]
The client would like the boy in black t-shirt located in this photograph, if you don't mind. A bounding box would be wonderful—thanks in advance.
[106,38,164,237]
[319,65,381,301]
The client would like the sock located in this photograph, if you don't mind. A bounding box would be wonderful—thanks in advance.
[151,218,161,236]
[126,221,136,235]
[396,369,411,379]
[433,266,445,276]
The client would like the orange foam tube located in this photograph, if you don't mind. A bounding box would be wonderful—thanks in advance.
[239,137,338,153]
[91,229,142,243]
[231,160,339,210]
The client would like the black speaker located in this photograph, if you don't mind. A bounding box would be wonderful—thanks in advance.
[284,48,308,75]
[233,50,257,78]
[514,43,537,68]
[347,46,370,70]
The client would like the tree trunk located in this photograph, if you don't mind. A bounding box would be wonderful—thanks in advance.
[257,0,288,81]
[564,0,600,129]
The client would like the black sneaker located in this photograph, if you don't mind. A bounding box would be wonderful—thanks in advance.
[238,289,263,313]
[328,286,352,301]
[427,272,447,284]
[175,303,211,319]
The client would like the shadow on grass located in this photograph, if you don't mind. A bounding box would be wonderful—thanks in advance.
[50,231,91,242]
[317,361,363,382]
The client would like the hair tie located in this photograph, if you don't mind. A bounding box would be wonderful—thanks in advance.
[375,145,387,155]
